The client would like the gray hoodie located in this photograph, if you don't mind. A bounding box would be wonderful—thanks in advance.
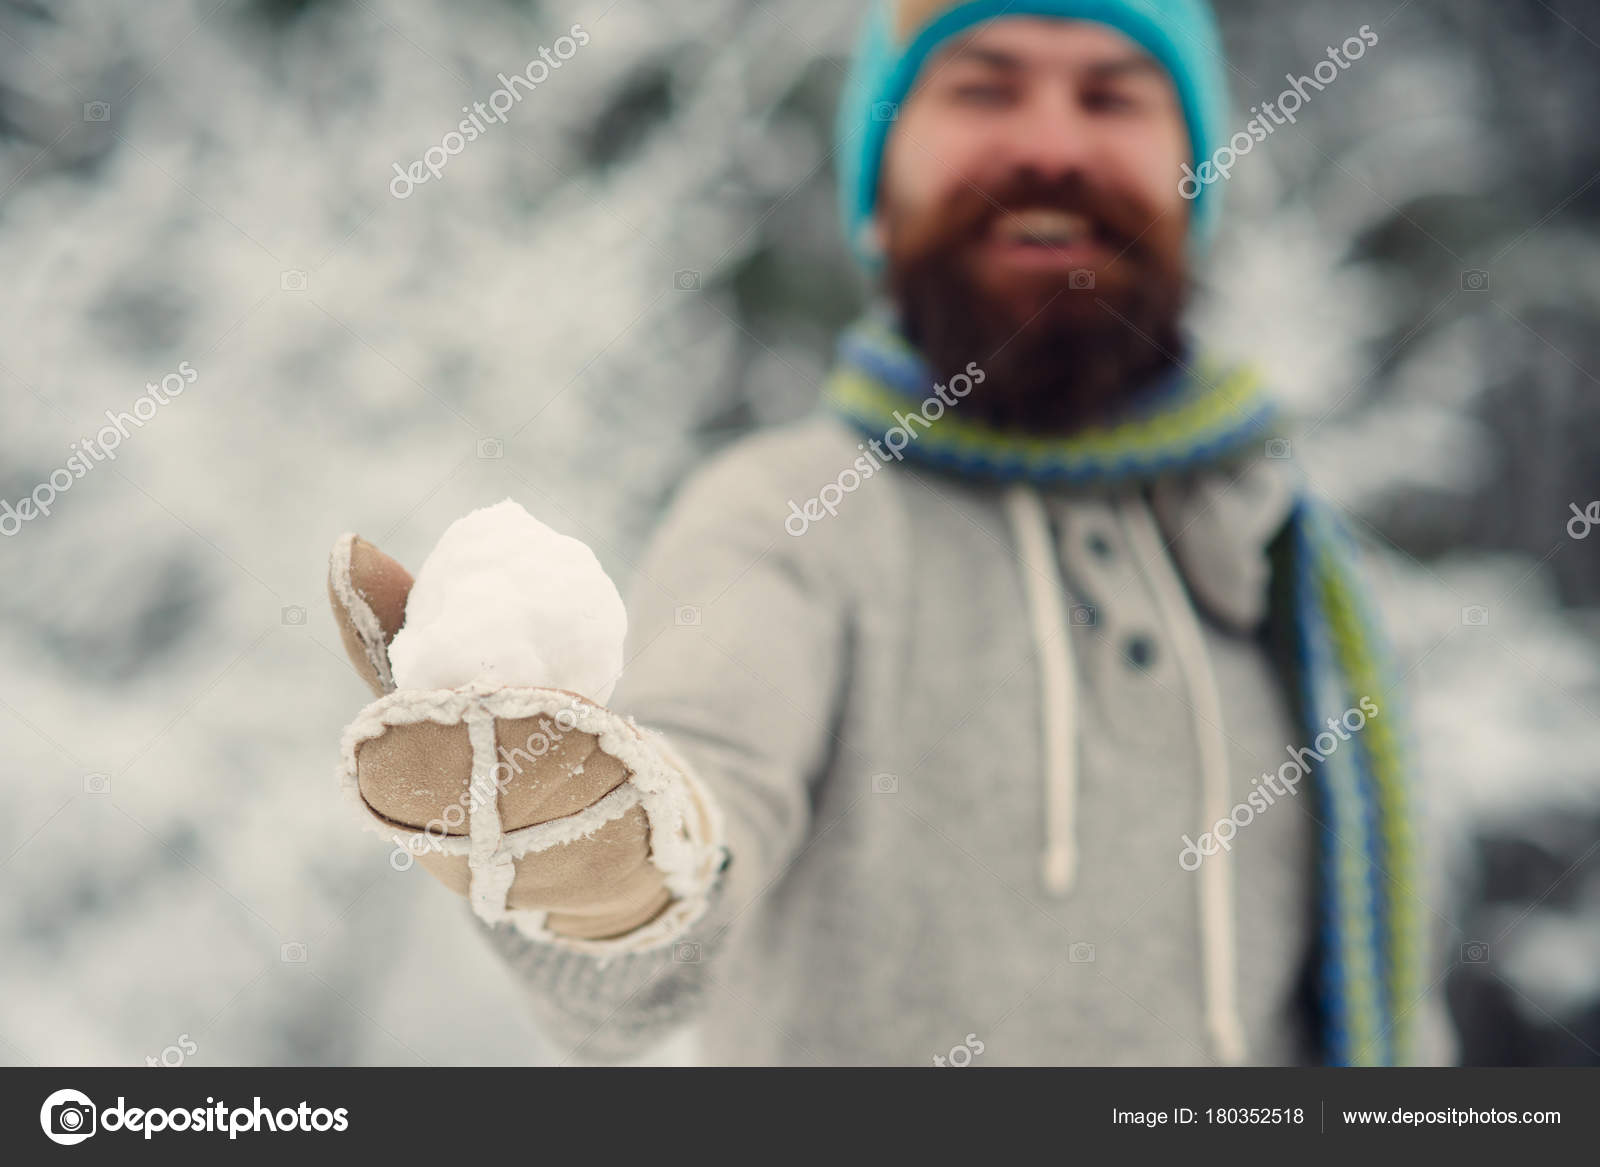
[479,412,1447,1066]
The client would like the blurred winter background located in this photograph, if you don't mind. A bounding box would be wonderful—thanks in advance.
[0,0,1596,1066]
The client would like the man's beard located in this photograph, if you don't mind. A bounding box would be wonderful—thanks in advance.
[883,170,1190,434]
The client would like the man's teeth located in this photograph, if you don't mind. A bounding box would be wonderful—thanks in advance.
[999,209,1091,246]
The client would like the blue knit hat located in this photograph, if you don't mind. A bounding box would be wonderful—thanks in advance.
[835,0,1230,263]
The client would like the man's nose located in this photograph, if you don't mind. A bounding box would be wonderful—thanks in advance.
[992,92,1099,180]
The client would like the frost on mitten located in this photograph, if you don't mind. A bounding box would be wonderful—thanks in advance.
[327,521,724,955]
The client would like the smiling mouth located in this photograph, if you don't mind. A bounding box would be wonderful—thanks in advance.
[999,208,1092,245]
[983,208,1120,267]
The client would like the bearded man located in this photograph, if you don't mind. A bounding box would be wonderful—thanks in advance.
[327,0,1452,1066]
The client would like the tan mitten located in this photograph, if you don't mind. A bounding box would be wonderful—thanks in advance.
[328,533,724,953]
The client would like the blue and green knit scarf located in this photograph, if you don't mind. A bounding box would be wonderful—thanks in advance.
[823,316,1426,1066]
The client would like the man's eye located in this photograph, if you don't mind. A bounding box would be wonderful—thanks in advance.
[950,83,1012,105]
[1085,90,1140,112]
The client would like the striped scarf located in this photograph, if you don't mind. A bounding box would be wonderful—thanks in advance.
[822,316,1425,1066]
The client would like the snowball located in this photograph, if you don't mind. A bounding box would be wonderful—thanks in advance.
[388,499,627,703]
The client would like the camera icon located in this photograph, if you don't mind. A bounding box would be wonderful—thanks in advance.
[673,941,702,963]
[1069,604,1096,627]
[1264,438,1292,460]
[1460,605,1489,627]
[872,101,899,122]
[281,605,306,626]
[84,772,111,794]
[280,941,307,963]
[42,1090,97,1145]
[871,772,898,794]
[1460,941,1489,963]
[280,269,308,291]
[476,437,504,460]
[674,269,701,290]
[1068,268,1096,290]
[1069,941,1096,963]
[83,101,111,122]
[1460,269,1490,292]
[52,1100,94,1134]
[674,605,701,627]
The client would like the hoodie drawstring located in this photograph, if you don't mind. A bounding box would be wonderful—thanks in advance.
[1003,485,1080,897]
[1120,496,1249,1066]
[1002,483,1248,1066]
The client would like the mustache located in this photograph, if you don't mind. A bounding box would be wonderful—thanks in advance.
[914,170,1148,255]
